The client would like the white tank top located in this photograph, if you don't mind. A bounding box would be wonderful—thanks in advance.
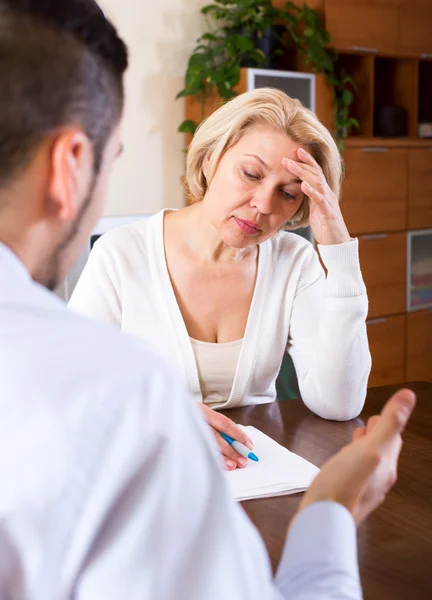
[189,337,243,407]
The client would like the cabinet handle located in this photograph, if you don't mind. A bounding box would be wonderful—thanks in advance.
[367,318,387,325]
[351,46,377,53]
[360,233,388,240]
[361,147,389,153]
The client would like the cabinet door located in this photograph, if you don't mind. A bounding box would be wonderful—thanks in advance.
[398,0,432,56]
[342,148,407,235]
[406,310,432,383]
[408,149,432,229]
[324,0,399,53]
[359,233,406,318]
[367,315,406,387]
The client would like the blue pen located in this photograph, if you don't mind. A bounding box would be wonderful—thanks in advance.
[220,432,259,462]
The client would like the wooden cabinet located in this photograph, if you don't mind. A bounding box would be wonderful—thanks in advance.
[359,233,406,318]
[407,310,432,382]
[408,149,432,229]
[398,0,432,56]
[324,0,399,54]
[367,315,406,386]
[342,148,407,235]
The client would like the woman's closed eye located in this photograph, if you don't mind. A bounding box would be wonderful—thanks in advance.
[280,189,296,200]
[243,170,260,181]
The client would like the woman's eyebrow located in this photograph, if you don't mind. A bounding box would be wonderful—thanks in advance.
[244,153,269,168]
[244,154,302,184]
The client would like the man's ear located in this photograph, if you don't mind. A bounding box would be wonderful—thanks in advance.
[47,128,94,222]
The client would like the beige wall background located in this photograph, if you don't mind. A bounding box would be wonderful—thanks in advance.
[99,0,207,216]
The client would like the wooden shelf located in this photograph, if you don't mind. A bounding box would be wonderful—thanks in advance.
[345,137,432,148]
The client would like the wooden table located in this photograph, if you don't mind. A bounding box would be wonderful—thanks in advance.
[222,382,432,600]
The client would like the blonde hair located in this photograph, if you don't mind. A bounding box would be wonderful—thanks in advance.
[184,87,342,229]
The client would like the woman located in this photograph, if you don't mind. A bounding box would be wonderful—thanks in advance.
[69,88,371,469]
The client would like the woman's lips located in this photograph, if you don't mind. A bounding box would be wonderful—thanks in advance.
[233,217,262,235]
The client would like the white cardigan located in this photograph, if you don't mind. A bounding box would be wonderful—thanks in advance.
[69,210,371,419]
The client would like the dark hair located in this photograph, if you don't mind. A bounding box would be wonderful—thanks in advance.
[0,0,128,184]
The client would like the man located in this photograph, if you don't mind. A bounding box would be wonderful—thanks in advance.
[0,1,416,599]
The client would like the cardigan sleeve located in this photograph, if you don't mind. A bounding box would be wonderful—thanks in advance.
[68,240,122,327]
[287,239,371,421]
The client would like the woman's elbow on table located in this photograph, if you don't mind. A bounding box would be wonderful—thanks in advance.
[302,387,367,422]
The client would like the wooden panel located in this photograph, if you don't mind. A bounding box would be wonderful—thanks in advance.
[359,233,406,318]
[398,0,432,56]
[367,314,406,386]
[408,148,432,229]
[314,73,334,134]
[324,0,399,54]
[342,148,408,234]
[407,310,432,383]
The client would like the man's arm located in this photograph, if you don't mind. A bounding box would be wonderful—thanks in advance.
[276,503,361,600]
[67,354,413,599]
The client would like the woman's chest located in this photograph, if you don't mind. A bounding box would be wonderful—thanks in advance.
[166,256,257,343]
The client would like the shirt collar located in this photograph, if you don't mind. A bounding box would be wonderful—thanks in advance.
[0,241,32,285]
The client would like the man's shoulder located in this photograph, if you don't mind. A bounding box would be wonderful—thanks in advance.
[63,307,175,384]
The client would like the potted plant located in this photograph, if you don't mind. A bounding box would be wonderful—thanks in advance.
[177,1,358,148]
[202,0,287,69]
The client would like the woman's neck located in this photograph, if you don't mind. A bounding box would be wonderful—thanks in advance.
[168,203,256,264]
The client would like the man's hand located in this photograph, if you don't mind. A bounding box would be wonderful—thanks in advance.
[298,388,416,525]
[198,404,254,470]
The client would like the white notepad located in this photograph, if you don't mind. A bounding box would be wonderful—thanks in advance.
[225,426,320,501]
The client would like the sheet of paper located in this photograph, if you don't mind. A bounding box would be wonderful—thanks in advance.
[225,426,320,501]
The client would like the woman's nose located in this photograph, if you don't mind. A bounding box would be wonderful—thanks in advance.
[250,188,273,215]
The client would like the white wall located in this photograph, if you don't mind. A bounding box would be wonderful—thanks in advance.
[99,0,207,216]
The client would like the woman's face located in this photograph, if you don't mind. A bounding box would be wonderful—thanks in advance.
[202,124,305,248]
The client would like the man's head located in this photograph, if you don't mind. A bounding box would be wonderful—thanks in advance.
[0,0,128,289]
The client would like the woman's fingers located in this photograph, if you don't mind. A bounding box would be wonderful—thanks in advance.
[224,457,237,470]
[203,406,254,450]
[198,403,252,469]
[284,158,324,191]
[297,146,321,169]
[213,429,248,468]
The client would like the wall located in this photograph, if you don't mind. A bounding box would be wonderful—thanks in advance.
[99,0,207,216]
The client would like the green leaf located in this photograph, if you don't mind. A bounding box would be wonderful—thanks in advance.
[178,120,198,134]
[342,88,354,106]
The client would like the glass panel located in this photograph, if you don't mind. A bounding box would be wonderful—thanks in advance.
[409,230,432,310]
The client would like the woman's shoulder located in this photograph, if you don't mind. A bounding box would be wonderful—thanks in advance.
[92,211,164,260]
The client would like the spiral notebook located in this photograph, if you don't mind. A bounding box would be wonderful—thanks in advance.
[225,426,320,501]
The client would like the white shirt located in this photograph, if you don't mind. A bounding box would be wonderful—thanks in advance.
[0,241,362,599]
[69,209,371,418]
[190,337,243,407]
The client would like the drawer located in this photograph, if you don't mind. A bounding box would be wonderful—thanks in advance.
[367,314,406,387]
[408,149,432,230]
[406,310,432,383]
[342,148,407,234]
[359,233,406,318]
